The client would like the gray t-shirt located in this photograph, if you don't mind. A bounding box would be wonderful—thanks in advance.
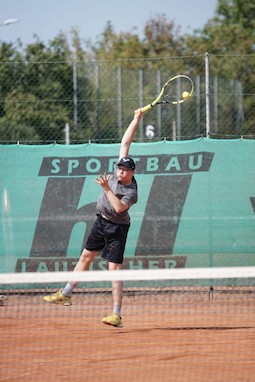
[96,171,138,224]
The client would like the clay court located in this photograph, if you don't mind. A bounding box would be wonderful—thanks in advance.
[1,289,255,382]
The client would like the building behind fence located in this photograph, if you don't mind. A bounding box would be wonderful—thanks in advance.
[0,53,254,144]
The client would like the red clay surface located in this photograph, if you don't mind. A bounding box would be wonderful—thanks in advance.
[1,291,255,382]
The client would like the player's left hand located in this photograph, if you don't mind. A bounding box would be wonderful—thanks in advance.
[95,173,111,190]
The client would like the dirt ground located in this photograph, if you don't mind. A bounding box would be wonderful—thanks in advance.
[1,290,255,382]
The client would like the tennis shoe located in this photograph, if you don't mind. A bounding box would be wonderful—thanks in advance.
[102,312,122,327]
[43,290,72,306]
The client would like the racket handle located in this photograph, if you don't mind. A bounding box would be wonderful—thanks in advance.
[141,103,154,113]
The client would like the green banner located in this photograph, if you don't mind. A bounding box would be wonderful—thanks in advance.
[1,138,255,273]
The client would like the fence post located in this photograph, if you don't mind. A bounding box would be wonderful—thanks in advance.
[139,69,144,141]
[95,63,100,136]
[176,75,181,140]
[195,75,201,136]
[205,52,210,138]
[73,60,78,130]
[117,66,122,139]
[213,76,218,133]
[65,123,70,145]
[156,70,162,137]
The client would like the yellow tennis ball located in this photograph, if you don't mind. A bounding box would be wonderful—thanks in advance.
[182,91,190,99]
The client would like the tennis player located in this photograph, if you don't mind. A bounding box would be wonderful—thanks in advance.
[43,108,144,327]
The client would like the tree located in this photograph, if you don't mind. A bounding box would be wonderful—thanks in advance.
[92,21,143,64]
[185,0,255,136]
[186,0,255,55]
[93,15,186,69]
[0,33,95,143]
[143,14,184,56]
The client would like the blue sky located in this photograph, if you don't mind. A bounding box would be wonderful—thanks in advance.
[1,0,218,46]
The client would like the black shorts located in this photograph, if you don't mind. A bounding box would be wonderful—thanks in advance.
[85,215,130,264]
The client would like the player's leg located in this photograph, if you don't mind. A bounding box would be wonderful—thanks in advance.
[61,249,98,293]
[110,262,123,315]
[73,248,98,273]
[102,262,123,327]
[43,216,105,305]
[42,249,98,305]
[102,223,129,327]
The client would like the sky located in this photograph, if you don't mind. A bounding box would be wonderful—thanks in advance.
[1,0,218,46]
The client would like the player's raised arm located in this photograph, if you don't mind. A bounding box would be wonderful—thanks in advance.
[119,108,144,159]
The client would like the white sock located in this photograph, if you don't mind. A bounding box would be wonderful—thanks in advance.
[113,305,121,317]
[62,283,75,297]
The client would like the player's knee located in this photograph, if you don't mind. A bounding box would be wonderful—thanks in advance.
[80,249,96,264]
[109,262,122,271]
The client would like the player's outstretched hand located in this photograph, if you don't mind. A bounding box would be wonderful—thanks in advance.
[95,173,111,191]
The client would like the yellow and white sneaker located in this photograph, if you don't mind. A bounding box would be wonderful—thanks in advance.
[43,290,72,306]
[102,312,122,327]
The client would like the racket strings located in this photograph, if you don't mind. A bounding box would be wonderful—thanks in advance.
[141,74,194,111]
[162,83,176,103]
[162,78,193,103]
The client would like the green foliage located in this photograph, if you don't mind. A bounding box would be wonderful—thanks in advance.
[0,34,93,142]
[0,1,255,142]
[186,0,255,55]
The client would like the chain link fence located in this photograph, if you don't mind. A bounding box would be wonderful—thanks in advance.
[0,53,254,144]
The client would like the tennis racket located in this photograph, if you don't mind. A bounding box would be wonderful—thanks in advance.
[141,74,194,112]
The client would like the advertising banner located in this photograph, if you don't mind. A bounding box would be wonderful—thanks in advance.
[1,138,255,273]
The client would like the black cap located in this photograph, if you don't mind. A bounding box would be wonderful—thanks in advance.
[116,157,135,170]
